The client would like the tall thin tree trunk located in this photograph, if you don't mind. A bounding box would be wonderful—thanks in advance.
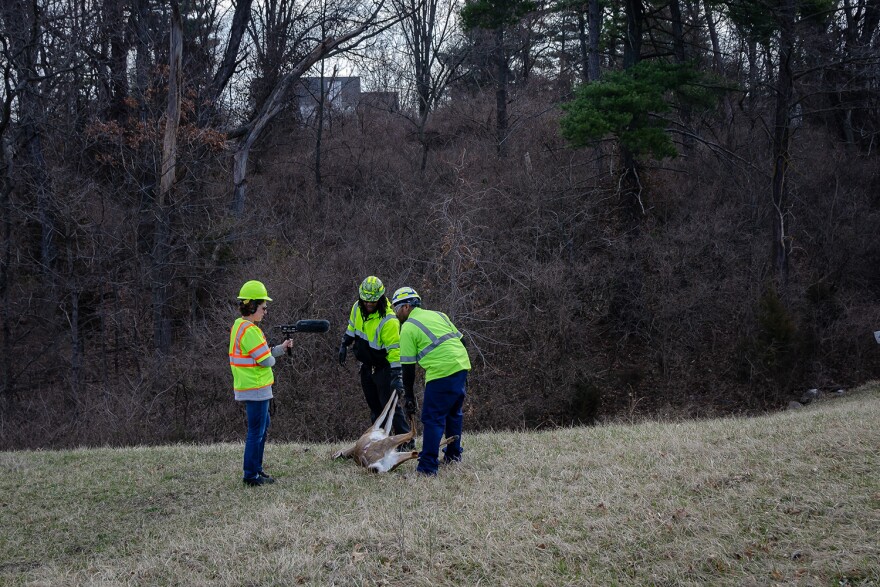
[588,0,601,81]
[770,0,796,287]
[620,0,643,224]
[669,0,686,63]
[134,0,151,122]
[669,0,693,151]
[747,36,758,111]
[104,0,129,119]
[704,0,733,123]
[704,0,723,73]
[0,137,12,409]
[26,127,55,282]
[154,0,183,354]
[495,25,508,156]
[69,286,81,415]
[623,0,643,69]
[314,65,328,190]
[577,9,590,83]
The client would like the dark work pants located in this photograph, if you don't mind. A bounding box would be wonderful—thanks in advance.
[359,363,410,435]
[417,369,467,475]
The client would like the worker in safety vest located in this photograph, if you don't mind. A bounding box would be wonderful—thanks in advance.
[392,286,471,476]
[338,276,411,440]
[229,280,293,487]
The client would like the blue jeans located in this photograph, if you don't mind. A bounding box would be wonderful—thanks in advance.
[417,370,467,475]
[243,400,270,480]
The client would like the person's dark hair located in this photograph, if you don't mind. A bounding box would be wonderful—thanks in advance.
[359,295,389,315]
[240,299,264,316]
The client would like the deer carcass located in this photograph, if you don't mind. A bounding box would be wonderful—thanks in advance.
[333,390,457,473]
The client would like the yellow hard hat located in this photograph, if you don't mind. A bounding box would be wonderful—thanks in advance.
[237,280,272,301]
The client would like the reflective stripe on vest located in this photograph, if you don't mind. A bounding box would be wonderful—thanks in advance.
[229,318,274,392]
[347,304,398,352]
[370,314,397,352]
[229,321,270,367]
[399,315,462,363]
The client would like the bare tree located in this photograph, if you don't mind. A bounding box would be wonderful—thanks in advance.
[230,0,399,214]
[393,0,465,171]
[153,0,184,355]
[0,40,15,408]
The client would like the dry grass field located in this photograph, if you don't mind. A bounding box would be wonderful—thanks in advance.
[2,382,878,586]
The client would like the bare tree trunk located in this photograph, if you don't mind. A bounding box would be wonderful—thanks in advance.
[27,125,55,282]
[623,0,643,69]
[12,1,56,288]
[669,0,686,63]
[0,133,12,410]
[519,21,534,83]
[669,0,693,151]
[860,0,880,46]
[704,0,733,123]
[747,36,758,111]
[770,0,796,286]
[621,0,643,223]
[153,0,183,355]
[132,0,157,267]
[208,0,254,105]
[588,0,601,80]
[577,9,590,83]
[68,286,81,414]
[103,0,129,119]
[314,64,328,190]
[495,25,508,156]
[134,0,151,121]
[704,0,723,73]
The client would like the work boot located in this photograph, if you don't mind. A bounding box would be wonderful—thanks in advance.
[243,476,265,487]
[257,471,276,484]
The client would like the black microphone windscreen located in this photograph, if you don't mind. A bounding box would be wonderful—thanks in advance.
[295,319,330,333]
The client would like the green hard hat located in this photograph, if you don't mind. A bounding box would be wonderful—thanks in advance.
[358,276,385,302]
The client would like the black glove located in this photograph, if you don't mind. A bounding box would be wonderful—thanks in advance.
[404,397,417,419]
[389,367,404,394]
[338,342,348,365]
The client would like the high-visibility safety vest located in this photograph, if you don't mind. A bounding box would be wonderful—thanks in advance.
[345,302,401,368]
[399,307,470,382]
[228,317,274,392]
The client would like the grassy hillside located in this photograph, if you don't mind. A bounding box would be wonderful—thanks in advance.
[2,383,879,586]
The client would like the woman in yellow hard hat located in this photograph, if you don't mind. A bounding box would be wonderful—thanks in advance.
[228,280,292,486]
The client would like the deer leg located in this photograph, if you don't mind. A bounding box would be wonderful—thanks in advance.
[387,414,417,447]
[368,450,419,474]
[438,435,459,449]
[381,391,399,436]
[372,389,397,432]
[333,445,357,460]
